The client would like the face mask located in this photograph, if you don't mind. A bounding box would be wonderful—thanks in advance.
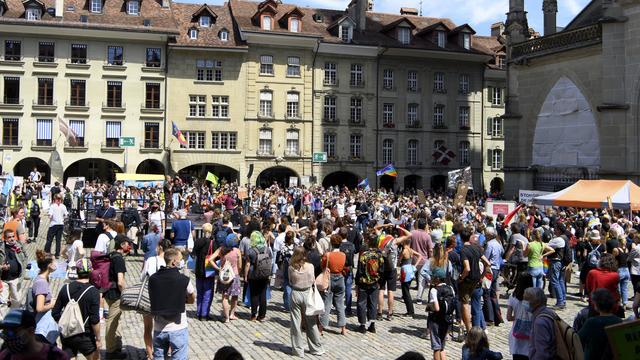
[522,300,532,313]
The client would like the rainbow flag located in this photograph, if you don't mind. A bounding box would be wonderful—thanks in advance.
[376,164,398,177]
[172,121,188,146]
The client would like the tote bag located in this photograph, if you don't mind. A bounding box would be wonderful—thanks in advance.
[315,253,331,292]
[204,241,217,278]
[120,275,151,315]
[305,285,325,316]
[512,302,533,340]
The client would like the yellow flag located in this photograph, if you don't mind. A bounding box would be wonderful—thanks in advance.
[206,172,219,186]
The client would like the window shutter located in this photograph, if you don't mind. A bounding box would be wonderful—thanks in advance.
[487,87,493,103]
[69,120,85,137]
[487,117,492,136]
[487,149,492,167]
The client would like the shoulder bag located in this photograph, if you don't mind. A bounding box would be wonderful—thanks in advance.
[315,252,331,292]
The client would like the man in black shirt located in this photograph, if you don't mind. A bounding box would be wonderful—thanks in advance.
[52,258,100,360]
[458,228,491,332]
[0,229,27,309]
[339,227,356,316]
[104,236,130,360]
[95,198,116,236]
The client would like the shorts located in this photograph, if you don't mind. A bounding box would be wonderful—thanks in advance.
[61,333,97,357]
[458,279,478,304]
[428,318,450,351]
[378,270,397,291]
[632,274,640,295]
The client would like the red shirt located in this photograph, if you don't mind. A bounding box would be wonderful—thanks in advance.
[586,268,620,306]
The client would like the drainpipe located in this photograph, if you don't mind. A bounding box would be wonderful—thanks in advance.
[375,46,388,190]
[481,66,486,194]
[311,40,320,183]
[163,43,170,175]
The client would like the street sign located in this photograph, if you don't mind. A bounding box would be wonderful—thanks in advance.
[312,152,327,163]
[119,137,135,147]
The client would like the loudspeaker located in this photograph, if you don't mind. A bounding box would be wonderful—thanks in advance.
[247,164,254,179]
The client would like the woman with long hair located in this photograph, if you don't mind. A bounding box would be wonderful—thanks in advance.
[462,326,503,360]
[193,223,216,321]
[288,246,324,357]
[525,228,554,288]
[320,234,347,335]
[32,250,59,345]
[244,231,273,321]
[212,234,242,323]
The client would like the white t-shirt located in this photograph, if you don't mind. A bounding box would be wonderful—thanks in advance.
[548,236,565,250]
[95,230,117,254]
[273,232,286,253]
[67,240,84,263]
[141,255,166,281]
[336,203,345,218]
[508,295,532,356]
[153,281,195,332]
[49,203,68,226]
[148,211,165,232]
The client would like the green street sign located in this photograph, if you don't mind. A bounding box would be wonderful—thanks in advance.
[119,137,135,147]
[312,152,327,163]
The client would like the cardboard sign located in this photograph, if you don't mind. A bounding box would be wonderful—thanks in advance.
[454,183,469,207]
[417,190,426,205]
[289,177,299,187]
[486,200,517,220]
[605,319,640,360]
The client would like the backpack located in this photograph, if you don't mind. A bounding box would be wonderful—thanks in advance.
[215,226,230,249]
[218,260,235,285]
[357,249,383,287]
[121,209,136,228]
[433,284,455,324]
[381,238,399,273]
[587,244,602,268]
[251,246,272,280]
[59,284,94,338]
[539,313,584,360]
[561,241,573,267]
[90,253,113,290]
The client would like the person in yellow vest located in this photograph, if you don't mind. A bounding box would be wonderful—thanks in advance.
[442,213,454,239]
[27,195,42,242]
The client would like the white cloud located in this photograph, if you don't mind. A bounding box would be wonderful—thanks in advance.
[564,0,585,15]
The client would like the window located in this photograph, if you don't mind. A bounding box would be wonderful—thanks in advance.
[407,140,418,165]
[260,55,273,75]
[188,95,206,117]
[350,64,363,87]
[262,15,272,30]
[211,131,237,150]
[3,77,19,104]
[36,119,52,146]
[398,27,411,45]
[71,44,87,64]
[189,28,198,40]
[407,103,419,127]
[324,63,337,85]
[489,149,503,169]
[106,81,122,107]
[4,41,21,61]
[68,120,85,146]
[38,42,54,62]
[491,117,503,137]
[2,118,18,146]
[407,70,418,91]
[491,87,504,105]
[437,31,446,48]
[286,92,299,118]
[340,25,352,43]
[459,141,470,165]
[144,122,159,148]
[196,59,222,81]
[200,15,210,27]
[383,69,393,90]
[219,30,229,41]
[90,0,102,13]
[183,131,205,149]
[259,91,273,117]
[290,18,300,32]
[382,103,394,127]
[497,55,506,69]
[286,130,299,155]
[459,74,470,94]
[458,106,470,129]
[146,48,161,67]
[287,56,300,77]
[259,128,272,155]
[463,33,471,50]
[37,78,54,105]
[350,134,362,159]
[350,97,363,124]
[323,96,336,122]
[70,80,86,106]
[105,121,121,147]
[433,104,445,128]
[127,0,139,15]
[25,7,41,20]
[145,83,161,109]
[433,72,445,92]
[382,139,394,164]
[107,46,123,66]
[323,133,336,158]
[212,96,229,118]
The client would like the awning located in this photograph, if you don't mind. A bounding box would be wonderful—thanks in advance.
[533,180,640,210]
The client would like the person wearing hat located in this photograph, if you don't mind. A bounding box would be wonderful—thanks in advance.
[0,309,68,359]
[580,230,603,302]
[51,258,100,360]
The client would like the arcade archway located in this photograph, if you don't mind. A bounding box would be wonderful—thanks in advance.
[404,175,422,190]
[136,159,165,175]
[379,175,396,191]
[13,157,50,183]
[64,159,122,183]
[490,177,504,194]
[178,164,239,184]
[257,166,299,188]
[430,175,447,193]
[322,171,359,189]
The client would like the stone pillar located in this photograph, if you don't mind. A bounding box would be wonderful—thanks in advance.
[542,0,557,36]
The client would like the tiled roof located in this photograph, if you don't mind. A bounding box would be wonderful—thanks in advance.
[473,35,503,56]
[172,2,244,48]
[0,0,179,34]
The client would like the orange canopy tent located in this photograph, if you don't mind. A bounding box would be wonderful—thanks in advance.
[532,180,640,210]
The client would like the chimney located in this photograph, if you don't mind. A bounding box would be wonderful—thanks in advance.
[400,7,418,16]
[55,0,63,17]
[162,0,170,9]
[542,0,557,36]
[348,0,367,31]
[491,22,504,37]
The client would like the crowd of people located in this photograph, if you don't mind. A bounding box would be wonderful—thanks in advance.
[0,173,638,360]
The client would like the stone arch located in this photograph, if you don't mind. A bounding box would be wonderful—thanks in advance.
[14,157,50,184]
[532,76,600,169]
[256,166,299,188]
[136,159,165,175]
[178,163,239,184]
[322,171,359,189]
[403,175,422,190]
[64,158,122,183]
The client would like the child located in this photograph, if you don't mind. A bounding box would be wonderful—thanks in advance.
[427,267,455,360]
[64,229,85,280]
[462,326,503,360]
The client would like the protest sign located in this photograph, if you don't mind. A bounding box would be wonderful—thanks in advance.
[518,190,551,205]
[605,319,640,360]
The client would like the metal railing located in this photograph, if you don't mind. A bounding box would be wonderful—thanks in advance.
[511,23,601,59]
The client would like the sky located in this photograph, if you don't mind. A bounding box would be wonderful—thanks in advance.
[183,0,592,36]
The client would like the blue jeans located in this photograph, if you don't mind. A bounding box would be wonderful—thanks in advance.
[344,271,353,314]
[529,266,544,289]
[283,280,292,311]
[153,327,188,360]
[196,277,214,318]
[618,267,631,305]
[471,287,485,329]
[321,274,346,327]
[548,260,566,306]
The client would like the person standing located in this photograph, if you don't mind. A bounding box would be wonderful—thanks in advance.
[320,235,347,335]
[506,274,534,360]
[355,233,384,334]
[411,218,433,304]
[140,240,168,359]
[141,224,162,261]
[104,236,130,359]
[148,248,195,360]
[0,309,68,360]
[192,223,215,320]
[29,167,42,183]
[95,198,116,236]
[524,287,558,360]
[45,195,68,258]
[93,220,117,256]
[547,226,567,309]
[3,208,27,244]
[170,210,194,258]
[27,195,42,243]
[459,228,491,331]
[121,201,142,256]
[525,228,555,289]
[147,201,166,236]
[483,227,504,326]
[212,234,242,323]
[243,231,273,321]
[578,288,622,360]
[31,250,58,345]
[0,229,27,309]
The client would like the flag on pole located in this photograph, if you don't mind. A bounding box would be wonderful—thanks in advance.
[432,145,456,165]
[357,178,369,189]
[58,117,78,146]
[172,121,188,146]
[376,164,398,177]
[206,172,219,187]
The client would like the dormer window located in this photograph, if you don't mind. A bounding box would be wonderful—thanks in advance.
[463,33,471,49]
[340,25,352,43]
[200,15,210,27]
[189,28,198,40]
[290,18,300,32]
[25,7,41,20]
[90,0,101,13]
[262,15,272,30]
[437,31,446,48]
[127,0,139,15]
[219,29,229,42]
[398,27,410,45]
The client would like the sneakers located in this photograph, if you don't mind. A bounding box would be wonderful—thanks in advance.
[415,299,423,305]
[358,325,367,334]
[367,323,376,333]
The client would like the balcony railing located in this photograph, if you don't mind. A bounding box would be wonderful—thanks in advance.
[66,100,88,107]
[382,122,395,128]
[349,119,365,126]
[323,118,338,124]
[37,55,54,63]
[256,149,275,157]
[433,87,447,94]
[406,121,421,129]
[432,123,447,129]
[512,23,601,60]
[70,57,87,64]
[31,139,55,148]
[103,101,125,109]
[3,55,22,61]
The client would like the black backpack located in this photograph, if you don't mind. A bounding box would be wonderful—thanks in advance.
[215,226,230,249]
[434,284,455,324]
[120,209,136,228]
[561,235,573,267]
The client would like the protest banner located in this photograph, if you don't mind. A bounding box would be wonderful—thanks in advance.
[605,318,640,360]
[417,190,426,205]
[486,200,517,221]
[518,190,551,205]
[454,183,469,207]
